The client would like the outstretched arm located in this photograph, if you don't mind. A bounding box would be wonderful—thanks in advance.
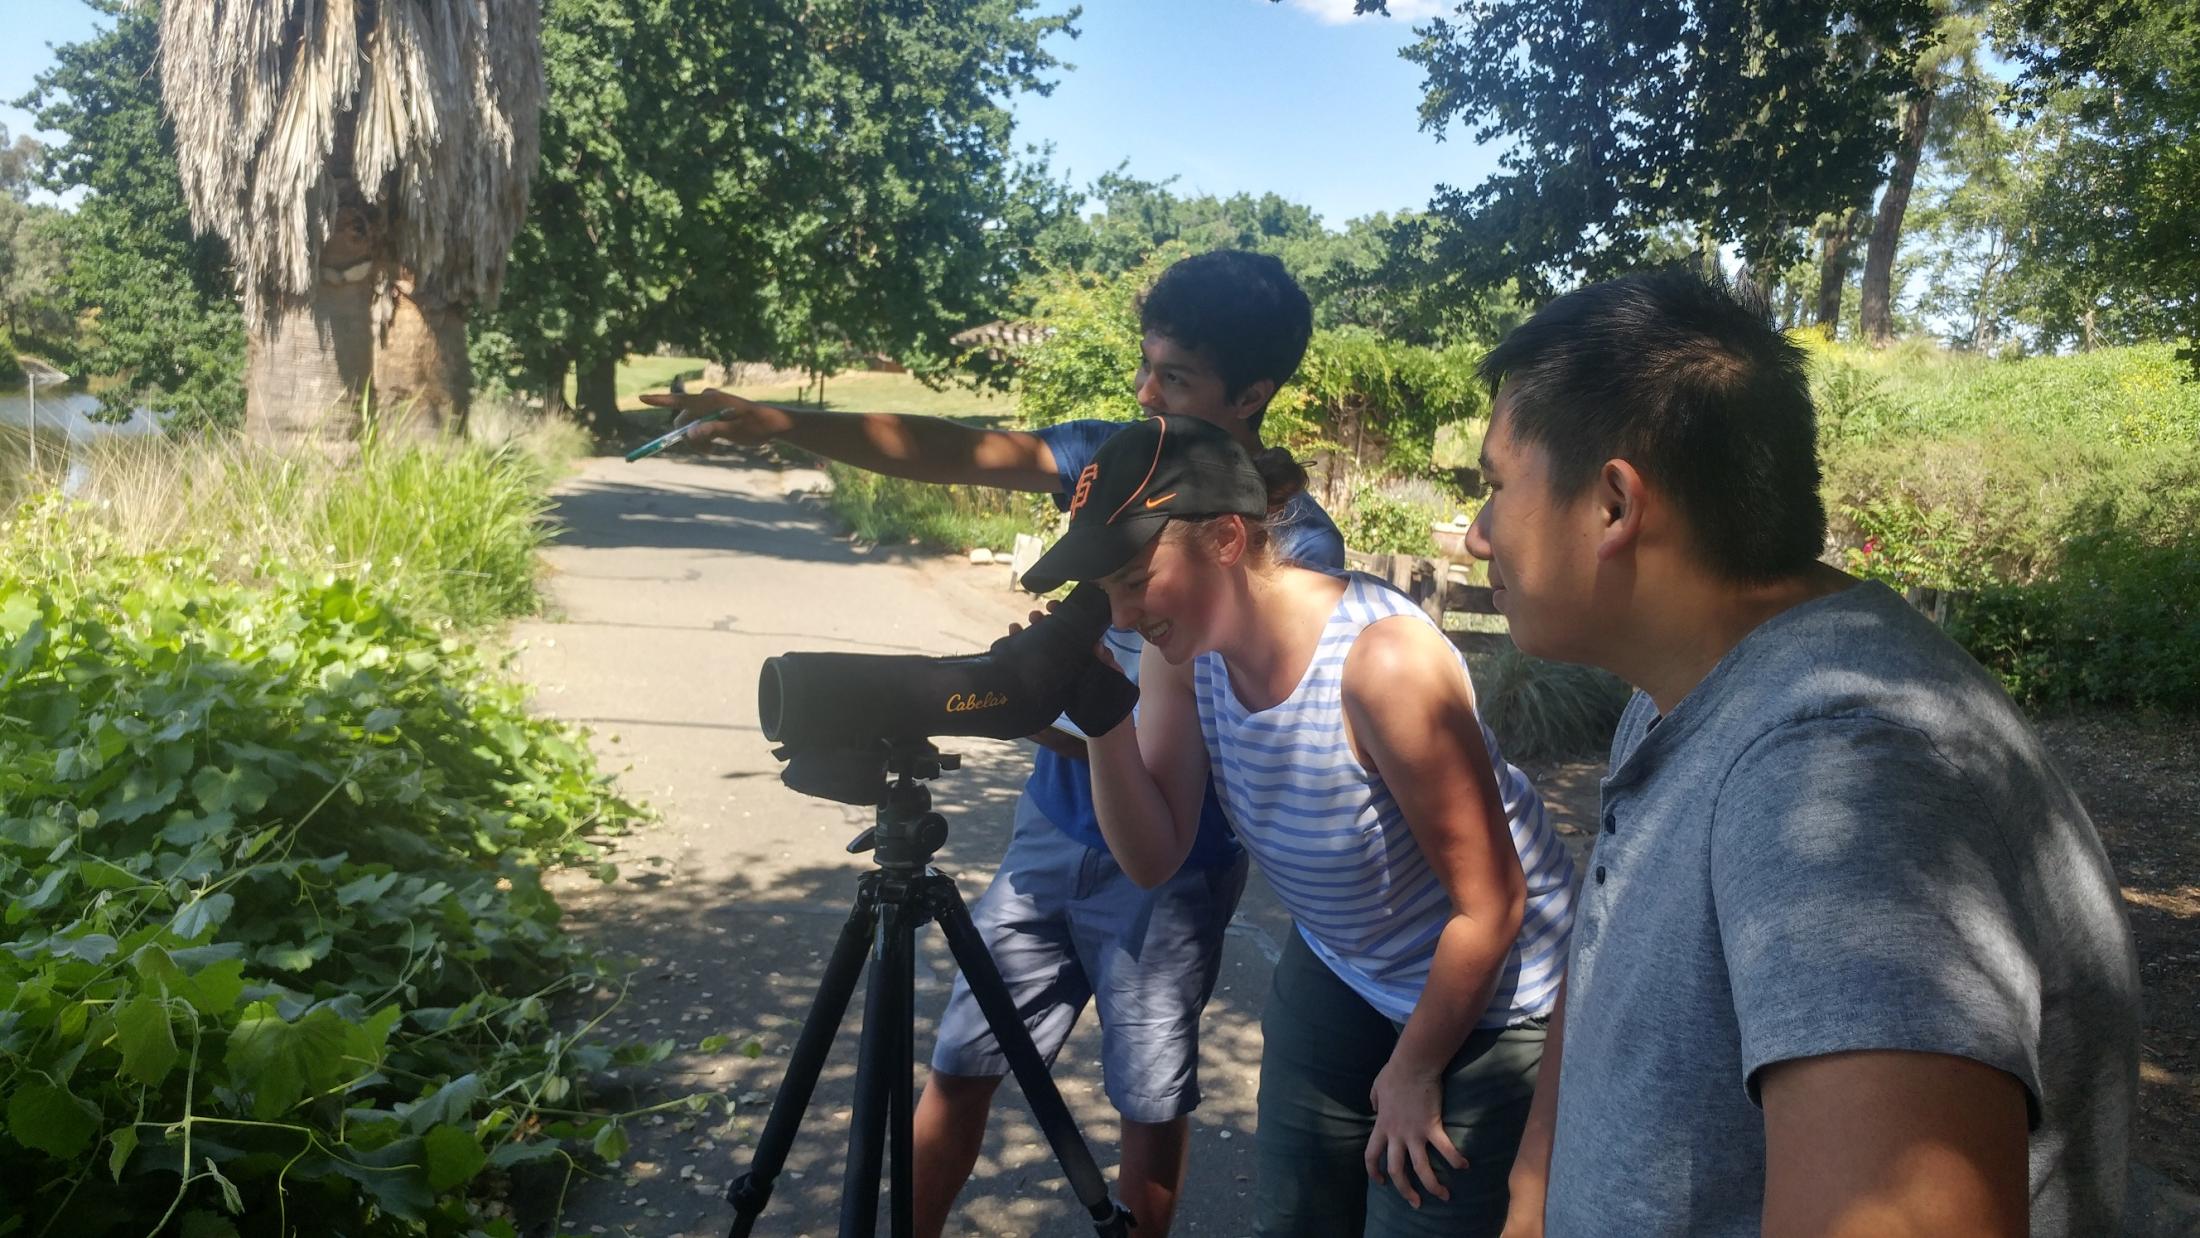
[1343,616,1528,1209]
[640,388,1062,492]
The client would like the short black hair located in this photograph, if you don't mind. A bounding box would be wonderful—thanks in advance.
[1138,250,1313,423]
[1478,269,1826,582]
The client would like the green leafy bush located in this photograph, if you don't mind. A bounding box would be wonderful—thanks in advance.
[1804,339,2200,710]
[0,332,22,386]
[1338,490,1441,556]
[0,506,649,1235]
[1264,328,1486,479]
[1015,257,1159,429]
[1951,487,2200,712]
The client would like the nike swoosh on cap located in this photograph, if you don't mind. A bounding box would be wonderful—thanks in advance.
[1142,492,1177,509]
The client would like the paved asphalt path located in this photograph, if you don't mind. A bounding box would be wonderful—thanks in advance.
[512,449,1304,1238]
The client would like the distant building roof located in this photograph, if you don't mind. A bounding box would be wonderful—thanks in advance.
[950,321,1055,351]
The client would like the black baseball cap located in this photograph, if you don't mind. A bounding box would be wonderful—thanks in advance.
[1020,415,1268,594]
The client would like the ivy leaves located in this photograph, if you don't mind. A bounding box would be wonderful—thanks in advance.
[0,526,646,1234]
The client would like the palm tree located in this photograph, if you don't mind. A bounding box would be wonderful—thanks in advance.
[160,0,541,444]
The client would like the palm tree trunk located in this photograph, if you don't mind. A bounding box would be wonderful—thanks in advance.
[372,274,469,436]
[245,277,374,448]
[1860,91,1934,346]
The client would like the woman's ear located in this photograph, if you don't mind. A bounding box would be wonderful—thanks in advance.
[1215,514,1254,568]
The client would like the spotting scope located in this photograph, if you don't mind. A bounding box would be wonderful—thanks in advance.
[758,583,1131,753]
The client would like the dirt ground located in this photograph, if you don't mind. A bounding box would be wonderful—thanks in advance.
[2033,712,2200,1194]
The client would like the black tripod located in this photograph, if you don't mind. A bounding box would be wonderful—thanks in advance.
[725,743,1134,1238]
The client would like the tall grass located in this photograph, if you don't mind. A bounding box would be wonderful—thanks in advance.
[824,461,1058,554]
[1465,642,1633,763]
[1,401,588,628]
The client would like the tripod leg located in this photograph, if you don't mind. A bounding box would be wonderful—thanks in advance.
[889,900,917,1238]
[726,888,879,1238]
[838,899,904,1238]
[929,880,1134,1238]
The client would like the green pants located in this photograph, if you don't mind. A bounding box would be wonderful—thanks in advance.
[1256,929,1546,1238]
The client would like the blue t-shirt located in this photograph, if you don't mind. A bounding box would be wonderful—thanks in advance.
[1026,418,1347,868]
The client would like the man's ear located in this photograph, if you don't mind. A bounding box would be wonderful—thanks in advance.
[1231,379,1277,421]
[1595,459,1648,563]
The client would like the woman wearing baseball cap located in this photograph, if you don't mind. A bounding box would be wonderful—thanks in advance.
[1026,414,1577,1237]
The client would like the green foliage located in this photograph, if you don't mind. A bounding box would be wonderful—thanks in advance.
[1951,488,2200,711]
[1393,0,1939,291]
[0,330,21,386]
[1015,256,1159,428]
[1,125,74,360]
[1266,329,1487,479]
[17,1,246,428]
[0,503,648,1235]
[1032,170,1328,280]
[484,0,1077,425]
[2000,0,2200,373]
[1337,490,1440,557]
[1025,176,1522,350]
[824,463,1057,555]
[312,442,558,628]
[1807,339,2200,709]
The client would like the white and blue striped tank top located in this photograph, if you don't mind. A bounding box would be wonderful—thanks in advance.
[1192,572,1576,1027]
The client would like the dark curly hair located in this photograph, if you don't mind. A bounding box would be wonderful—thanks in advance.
[1138,250,1313,430]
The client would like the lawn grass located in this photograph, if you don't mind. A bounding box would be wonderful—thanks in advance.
[614,364,1020,423]
[561,355,713,411]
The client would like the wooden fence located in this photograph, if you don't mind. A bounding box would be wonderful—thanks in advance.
[1344,549,1501,625]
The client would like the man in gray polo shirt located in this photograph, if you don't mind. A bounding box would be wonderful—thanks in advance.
[1460,270,2140,1236]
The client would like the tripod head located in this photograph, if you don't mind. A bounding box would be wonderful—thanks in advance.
[792,743,954,875]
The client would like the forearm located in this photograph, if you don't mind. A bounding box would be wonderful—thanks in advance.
[1389,911,1516,1074]
[1505,977,1566,1229]
[1084,723,1196,888]
[767,409,1055,491]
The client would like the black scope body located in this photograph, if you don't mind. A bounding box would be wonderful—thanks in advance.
[759,583,1114,750]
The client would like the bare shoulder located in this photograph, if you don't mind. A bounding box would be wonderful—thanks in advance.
[1343,611,1457,690]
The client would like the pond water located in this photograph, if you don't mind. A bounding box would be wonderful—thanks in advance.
[0,386,162,439]
[1,385,162,496]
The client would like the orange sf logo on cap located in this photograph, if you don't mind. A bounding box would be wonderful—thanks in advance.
[1069,463,1099,515]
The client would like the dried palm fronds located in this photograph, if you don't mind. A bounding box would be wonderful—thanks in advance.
[160,0,541,327]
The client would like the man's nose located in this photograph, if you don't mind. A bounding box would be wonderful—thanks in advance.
[1464,504,1493,560]
[1133,366,1162,410]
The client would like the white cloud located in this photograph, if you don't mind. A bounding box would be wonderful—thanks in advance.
[1276,0,1446,25]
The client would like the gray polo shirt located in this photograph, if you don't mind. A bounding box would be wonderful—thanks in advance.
[1545,580,2139,1236]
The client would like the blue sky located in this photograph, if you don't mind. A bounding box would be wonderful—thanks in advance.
[2,0,1500,228]
[1016,0,1500,226]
